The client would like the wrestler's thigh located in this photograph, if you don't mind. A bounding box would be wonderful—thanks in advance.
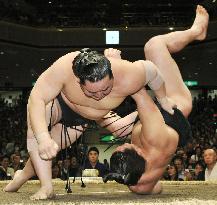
[27,99,61,138]
[144,36,185,91]
[51,123,85,150]
[144,37,192,111]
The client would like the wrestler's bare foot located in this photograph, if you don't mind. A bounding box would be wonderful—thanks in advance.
[3,170,26,192]
[191,5,209,40]
[30,186,55,200]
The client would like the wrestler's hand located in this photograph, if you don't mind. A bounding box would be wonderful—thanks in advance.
[104,48,121,59]
[115,143,144,157]
[157,96,176,115]
[37,132,59,160]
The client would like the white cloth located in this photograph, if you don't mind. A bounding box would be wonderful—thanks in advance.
[0,166,15,179]
[191,154,200,162]
[205,162,217,180]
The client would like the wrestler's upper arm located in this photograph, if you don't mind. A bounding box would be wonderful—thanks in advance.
[30,58,67,104]
[130,60,147,85]
[133,60,159,85]
[127,60,159,93]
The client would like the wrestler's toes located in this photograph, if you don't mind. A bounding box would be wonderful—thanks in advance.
[30,187,54,200]
[30,193,47,200]
[30,193,55,200]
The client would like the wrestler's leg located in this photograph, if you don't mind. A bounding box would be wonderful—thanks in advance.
[4,99,61,198]
[28,123,84,200]
[4,120,83,200]
[144,5,209,117]
[3,159,35,192]
[50,123,84,148]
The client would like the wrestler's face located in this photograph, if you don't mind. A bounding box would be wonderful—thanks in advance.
[81,75,113,101]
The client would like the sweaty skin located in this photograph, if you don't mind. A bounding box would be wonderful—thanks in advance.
[28,52,166,136]
[128,89,179,194]
[4,49,167,200]
[4,5,209,200]
[115,5,209,194]
[28,46,171,162]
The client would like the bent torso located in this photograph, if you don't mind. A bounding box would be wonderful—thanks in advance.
[57,53,145,120]
[133,124,179,190]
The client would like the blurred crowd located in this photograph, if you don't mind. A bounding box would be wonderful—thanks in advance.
[163,93,217,181]
[0,92,216,181]
[0,0,200,28]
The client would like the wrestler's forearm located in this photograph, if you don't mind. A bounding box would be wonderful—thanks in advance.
[97,111,138,138]
[28,96,49,138]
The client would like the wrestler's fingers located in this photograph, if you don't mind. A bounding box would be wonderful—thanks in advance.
[107,48,113,56]
[48,147,57,159]
[40,152,49,161]
[115,143,130,152]
[113,48,121,54]
[111,48,120,55]
[46,151,53,160]
[115,146,125,152]
[46,140,58,158]
[122,143,131,148]
[54,143,59,152]
[104,49,109,56]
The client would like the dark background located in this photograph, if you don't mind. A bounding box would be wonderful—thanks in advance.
[0,0,216,88]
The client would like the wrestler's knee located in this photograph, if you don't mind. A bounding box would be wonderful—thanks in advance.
[183,101,192,117]
[182,90,193,116]
[144,36,163,54]
[179,98,192,117]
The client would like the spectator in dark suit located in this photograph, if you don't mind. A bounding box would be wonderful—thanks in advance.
[84,147,109,177]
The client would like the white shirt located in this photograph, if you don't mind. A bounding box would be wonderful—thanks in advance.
[190,154,200,162]
[205,162,217,180]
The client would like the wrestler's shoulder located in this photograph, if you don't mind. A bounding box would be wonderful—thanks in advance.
[58,51,80,61]
[109,58,146,72]
[48,51,79,71]
[108,57,132,64]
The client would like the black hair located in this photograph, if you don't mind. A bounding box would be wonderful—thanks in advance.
[72,48,113,85]
[103,148,146,186]
[195,160,205,170]
[2,155,10,160]
[167,163,179,181]
[88,146,99,155]
[173,156,184,164]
